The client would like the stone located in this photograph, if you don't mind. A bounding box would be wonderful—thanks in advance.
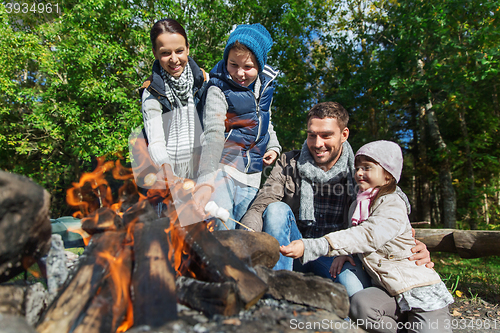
[0,313,37,333]
[46,234,68,301]
[212,230,280,268]
[0,170,52,283]
[254,265,350,318]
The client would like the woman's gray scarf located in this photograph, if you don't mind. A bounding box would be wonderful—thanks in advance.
[160,64,196,178]
[297,140,355,221]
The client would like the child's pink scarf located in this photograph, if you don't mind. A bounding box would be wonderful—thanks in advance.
[351,188,379,226]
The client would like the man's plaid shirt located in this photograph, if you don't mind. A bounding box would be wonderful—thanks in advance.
[298,177,353,238]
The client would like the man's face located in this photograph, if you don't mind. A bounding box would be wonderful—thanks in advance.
[306,116,349,171]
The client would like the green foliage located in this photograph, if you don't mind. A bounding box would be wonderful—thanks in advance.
[0,0,499,226]
[434,252,500,303]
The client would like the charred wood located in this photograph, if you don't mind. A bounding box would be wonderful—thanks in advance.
[36,231,126,333]
[176,276,244,317]
[174,222,268,309]
[131,217,178,327]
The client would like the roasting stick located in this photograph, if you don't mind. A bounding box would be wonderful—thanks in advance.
[227,217,255,232]
[205,201,256,232]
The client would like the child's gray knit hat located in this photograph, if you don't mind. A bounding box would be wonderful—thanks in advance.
[223,23,273,73]
[355,140,403,183]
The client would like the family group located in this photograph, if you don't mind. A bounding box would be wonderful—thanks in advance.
[137,18,453,333]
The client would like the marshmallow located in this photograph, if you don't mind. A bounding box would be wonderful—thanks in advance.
[215,207,230,222]
[204,201,230,222]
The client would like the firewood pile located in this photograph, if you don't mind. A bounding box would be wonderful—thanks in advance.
[0,162,355,333]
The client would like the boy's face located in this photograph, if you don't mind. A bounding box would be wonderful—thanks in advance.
[226,48,259,87]
[153,32,189,78]
[306,116,349,171]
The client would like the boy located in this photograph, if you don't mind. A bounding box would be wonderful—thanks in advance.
[194,23,281,229]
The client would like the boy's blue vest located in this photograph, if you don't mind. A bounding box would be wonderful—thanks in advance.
[202,60,279,174]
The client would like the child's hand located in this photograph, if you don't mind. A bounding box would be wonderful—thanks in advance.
[329,255,355,278]
[280,240,304,259]
[263,150,278,166]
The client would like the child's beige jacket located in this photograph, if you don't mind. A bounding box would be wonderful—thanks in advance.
[323,192,442,296]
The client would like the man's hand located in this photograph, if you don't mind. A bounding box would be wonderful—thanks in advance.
[409,228,434,268]
[280,240,304,259]
[330,255,355,278]
[263,150,278,166]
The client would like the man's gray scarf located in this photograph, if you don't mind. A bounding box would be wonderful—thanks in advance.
[160,64,196,178]
[297,140,355,221]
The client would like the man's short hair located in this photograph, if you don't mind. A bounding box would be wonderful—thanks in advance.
[307,102,349,129]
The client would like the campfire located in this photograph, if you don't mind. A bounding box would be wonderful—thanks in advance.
[36,155,270,333]
[0,150,352,332]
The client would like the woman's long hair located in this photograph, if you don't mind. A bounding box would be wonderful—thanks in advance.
[150,18,189,50]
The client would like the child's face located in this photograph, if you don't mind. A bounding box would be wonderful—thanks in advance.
[226,48,258,87]
[152,32,189,78]
[354,156,390,191]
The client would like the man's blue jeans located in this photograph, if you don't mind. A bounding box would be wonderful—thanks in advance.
[262,202,372,297]
[210,170,258,230]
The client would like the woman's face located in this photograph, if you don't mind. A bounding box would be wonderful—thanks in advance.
[152,32,189,78]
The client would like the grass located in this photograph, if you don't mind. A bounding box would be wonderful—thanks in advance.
[433,252,500,304]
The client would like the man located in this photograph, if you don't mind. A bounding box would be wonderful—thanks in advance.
[240,102,433,297]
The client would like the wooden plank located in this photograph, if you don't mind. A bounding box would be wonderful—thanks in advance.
[131,217,178,327]
[414,228,456,253]
[36,232,126,333]
[414,229,500,258]
[71,244,133,333]
[176,223,268,309]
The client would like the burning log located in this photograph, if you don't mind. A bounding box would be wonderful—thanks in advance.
[81,207,123,235]
[71,244,133,333]
[131,217,178,327]
[176,276,243,317]
[174,222,268,309]
[36,231,127,333]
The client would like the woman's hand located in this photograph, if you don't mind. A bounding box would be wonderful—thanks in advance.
[263,150,278,166]
[329,255,355,278]
[280,240,304,259]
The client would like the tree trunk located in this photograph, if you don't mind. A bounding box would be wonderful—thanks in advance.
[418,104,431,223]
[427,104,456,228]
[458,106,477,229]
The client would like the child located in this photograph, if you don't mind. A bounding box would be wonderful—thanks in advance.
[280,140,453,332]
[194,23,281,229]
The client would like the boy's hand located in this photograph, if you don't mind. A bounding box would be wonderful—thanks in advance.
[409,228,434,268]
[192,185,213,218]
[280,240,304,259]
[263,150,278,166]
[329,255,355,278]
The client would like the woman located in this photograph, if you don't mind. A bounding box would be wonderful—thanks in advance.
[136,18,208,217]
[140,18,207,182]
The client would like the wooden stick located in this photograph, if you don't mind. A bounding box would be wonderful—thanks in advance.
[228,217,255,232]
[220,219,230,230]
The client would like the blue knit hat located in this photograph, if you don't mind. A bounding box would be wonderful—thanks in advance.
[223,23,273,73]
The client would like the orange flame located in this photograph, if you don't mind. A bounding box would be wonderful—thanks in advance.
[97,249,133,333]
[67,227,92,246]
